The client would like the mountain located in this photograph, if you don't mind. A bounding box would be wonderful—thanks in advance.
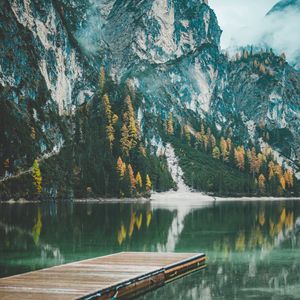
[267,0,300,15]
[1,0,299,200]
[265,0,300,70]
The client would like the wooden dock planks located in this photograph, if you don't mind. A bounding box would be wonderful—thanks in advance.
[0,252,206,300]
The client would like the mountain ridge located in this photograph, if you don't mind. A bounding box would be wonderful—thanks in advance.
[1,0,299,200]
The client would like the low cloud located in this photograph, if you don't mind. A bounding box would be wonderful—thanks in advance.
[210,0,300,67]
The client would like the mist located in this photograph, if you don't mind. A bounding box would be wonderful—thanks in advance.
[210,0,300,68]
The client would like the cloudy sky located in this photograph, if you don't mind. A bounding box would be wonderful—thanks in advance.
[209,0,300,66]
[209,0,278,48]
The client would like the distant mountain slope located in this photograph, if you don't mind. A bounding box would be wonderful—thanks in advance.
[267,0,300,15]
[1,0,300,200]
[265,0,300,70]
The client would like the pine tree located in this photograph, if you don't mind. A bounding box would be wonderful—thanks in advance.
[112,114,119,125]
[279,176,286,190]
[248,147,261,176]
[258,174,266,192]
[212,146,221,159]
[32,159,42,194]
[226,138,232,153]
[31,127,36,140]
[280,52,286,61]
[146,174,152,191]
[259,64,266,74]
[284,169,294,188]
[183,125,191,145]
[121,96,139,152]
[234,146,245,171]
[220,137,228,161]
[136,171,143,189]
[99,66,105,91]
[102,94,115,149]
[116,157,125,179]
[166,112,174,135]
[120,123,131,156]
[268,161,275,179]
[210,135,216,149]
[128,164,136,191]
[106,123,115,149]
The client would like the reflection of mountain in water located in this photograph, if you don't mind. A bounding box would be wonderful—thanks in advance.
[141,202,300,300]
[0,200,300,299]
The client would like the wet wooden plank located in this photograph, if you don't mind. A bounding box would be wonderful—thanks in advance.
[0,252,206,299]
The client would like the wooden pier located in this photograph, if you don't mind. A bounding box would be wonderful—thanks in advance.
[0,252,206,299]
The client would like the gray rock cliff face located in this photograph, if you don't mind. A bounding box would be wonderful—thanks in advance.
[1,0,300,178]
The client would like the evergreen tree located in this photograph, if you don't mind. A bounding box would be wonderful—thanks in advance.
[284,169,294,188]
[146,174,152,191]
[136,172,143,190]
[99,66,105,91]
[280,176,286,190]
[220,137,228,161]
[116,157,125,179]
[258,174,266,192]
[166,112,174,135]
[32,159,42,194]
[128,164,136,192]
[120,122,131,156]
[212,146,221,159]
[234,146,245,171]
[102,94,115,150]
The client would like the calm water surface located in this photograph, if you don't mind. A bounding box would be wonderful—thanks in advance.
[0,198,300,299]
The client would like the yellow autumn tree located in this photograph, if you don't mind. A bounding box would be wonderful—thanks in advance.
[268,161,275,179]
[99,66,105,91]
[145,174,152,192]
[120,122,131,156]
[220,137,228,161]
[284,169,294,188]
[116,157,126,179]
[126,95,139,147]
[128,164,136,191]
[102,94,115,150]
[248,148,261,176]
[234,146,245,171]
[136,171,143,189]
[258,174,266,192]
[210,135,216,149]
[32,159,42,194]
[212,146,220,159]
[226,138,232,153]
[166,112,174,135]
[279,176,286,190]
[183,125,191,145]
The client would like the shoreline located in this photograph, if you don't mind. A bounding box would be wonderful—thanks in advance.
[1,193,300,204]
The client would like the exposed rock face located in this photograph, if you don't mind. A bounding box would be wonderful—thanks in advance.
[212,53,300,164]
[1,0,96,114]
[1,0,300,185]
[101,0,223,128]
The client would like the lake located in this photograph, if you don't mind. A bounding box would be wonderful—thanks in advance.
[0,197,299,299]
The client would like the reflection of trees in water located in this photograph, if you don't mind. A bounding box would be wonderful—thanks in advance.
[144,203,300,300]
[117,211,151,245]
[212,207,297,257]
[205,207,300,299]
[0,208,64,264]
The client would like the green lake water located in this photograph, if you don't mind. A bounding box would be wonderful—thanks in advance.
[0,198,299,299]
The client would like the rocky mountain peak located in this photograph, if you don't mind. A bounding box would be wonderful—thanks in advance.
[102,0,221,78]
